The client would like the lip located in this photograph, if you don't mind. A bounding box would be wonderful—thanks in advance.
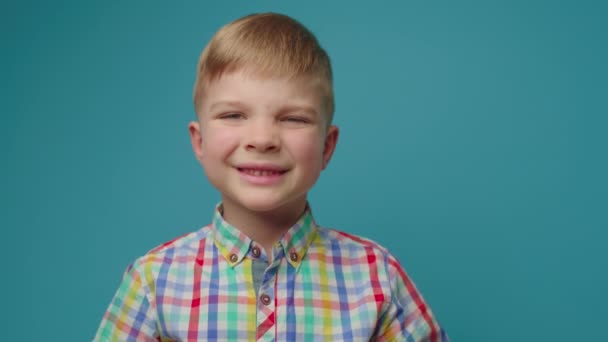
[236,163,289,172]
[235,163,289,185]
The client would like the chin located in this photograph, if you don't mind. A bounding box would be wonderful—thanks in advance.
[238,198,289,213]
[231,191,306,213]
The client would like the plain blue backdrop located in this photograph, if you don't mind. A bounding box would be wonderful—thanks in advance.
[2,1,607,341]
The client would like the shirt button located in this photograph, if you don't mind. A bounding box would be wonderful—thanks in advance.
[251,247,261,258]
[260,293,272,306]
[290,252,298,262]
[229,254,238,263]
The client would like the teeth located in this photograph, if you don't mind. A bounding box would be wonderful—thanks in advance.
[242,169,280,176]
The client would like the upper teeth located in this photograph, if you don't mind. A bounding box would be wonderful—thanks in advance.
[243,169,280,176]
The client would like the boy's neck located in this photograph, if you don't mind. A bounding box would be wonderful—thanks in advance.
[220,197,308,258]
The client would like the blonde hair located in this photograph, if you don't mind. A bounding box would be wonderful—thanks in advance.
[193,13,334,122]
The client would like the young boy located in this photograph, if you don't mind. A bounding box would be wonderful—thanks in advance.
[95,13,449,341]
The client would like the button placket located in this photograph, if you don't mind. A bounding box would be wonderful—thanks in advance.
[255,256,278,341]
[256,287,276,341]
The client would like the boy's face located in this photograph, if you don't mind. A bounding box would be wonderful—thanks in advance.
[189,70,338,216]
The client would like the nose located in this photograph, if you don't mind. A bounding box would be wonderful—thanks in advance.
[244,119,280,153]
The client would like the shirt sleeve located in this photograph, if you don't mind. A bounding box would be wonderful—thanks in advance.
[374,255,450,342]
[93,261,159,341]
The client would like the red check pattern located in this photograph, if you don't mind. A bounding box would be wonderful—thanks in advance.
[94,205,449,341]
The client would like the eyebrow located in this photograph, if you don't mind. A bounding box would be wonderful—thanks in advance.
[208,100,248,113]
[279,105,319,117]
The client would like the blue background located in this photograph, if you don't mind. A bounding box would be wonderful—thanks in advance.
[3,0,607,340]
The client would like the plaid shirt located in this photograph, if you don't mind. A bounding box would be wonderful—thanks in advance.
[95,206,449,341]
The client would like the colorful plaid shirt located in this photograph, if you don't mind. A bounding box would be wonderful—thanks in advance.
[95,205,449,341]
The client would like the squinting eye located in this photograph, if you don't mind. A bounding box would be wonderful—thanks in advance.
[283,116,309,123]
[220,112,244,120]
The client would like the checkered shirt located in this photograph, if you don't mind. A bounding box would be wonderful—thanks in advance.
[94,205,449,341]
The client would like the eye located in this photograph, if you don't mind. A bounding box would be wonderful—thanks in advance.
[219,112,245,120]
[281,116,310,124]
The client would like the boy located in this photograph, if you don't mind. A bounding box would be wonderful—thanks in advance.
[95,13,449,341]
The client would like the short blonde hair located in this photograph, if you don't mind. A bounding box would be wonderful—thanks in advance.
[193,13,334,122]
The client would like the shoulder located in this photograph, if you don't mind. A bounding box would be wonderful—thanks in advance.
[148,224,212,255]
[315,226,412,280]
[313,227,413,302]
[315,226,392,256]
[128,224,213,274]
[313,226,405,273]
[318,229,430,305]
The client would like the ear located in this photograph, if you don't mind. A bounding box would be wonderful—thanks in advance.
[188,121,204,164]
[322,125,339,170]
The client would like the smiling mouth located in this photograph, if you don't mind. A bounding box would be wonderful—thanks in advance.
[237,168,287,176]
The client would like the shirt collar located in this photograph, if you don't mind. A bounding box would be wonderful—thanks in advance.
[211,203,318,268]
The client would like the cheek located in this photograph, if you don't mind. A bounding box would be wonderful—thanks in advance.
[201,126,240,160]
[288,132,325,164]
